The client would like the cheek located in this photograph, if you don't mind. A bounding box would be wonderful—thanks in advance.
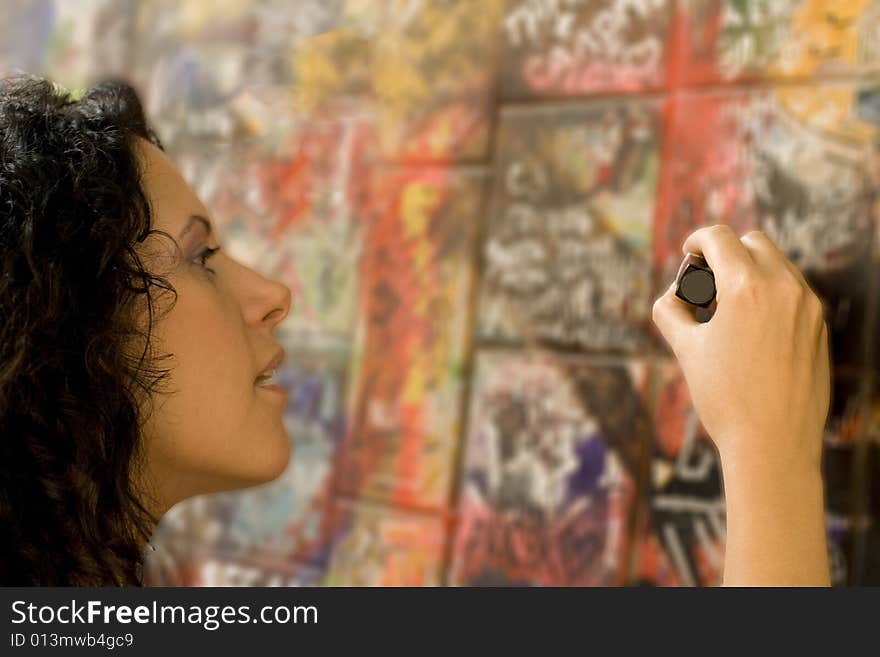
[145,281,266,478]
[170,288,252,417]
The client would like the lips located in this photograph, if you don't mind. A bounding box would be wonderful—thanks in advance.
[255,348,285,386]
[255,369,278,386]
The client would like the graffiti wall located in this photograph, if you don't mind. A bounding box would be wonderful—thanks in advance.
[450,350,648,586]
[2,0,879,586]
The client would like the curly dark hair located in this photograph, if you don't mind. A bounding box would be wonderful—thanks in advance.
[0,74,180,585]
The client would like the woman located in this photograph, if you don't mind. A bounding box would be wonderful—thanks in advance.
[0,75,293,585]
[1,74,831,588]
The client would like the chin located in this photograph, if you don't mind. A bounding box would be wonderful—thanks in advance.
[263,436,293,481]
[252,432,293,483]
[222,431,292,491]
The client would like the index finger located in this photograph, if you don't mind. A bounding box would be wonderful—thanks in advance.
[682,224,756,294]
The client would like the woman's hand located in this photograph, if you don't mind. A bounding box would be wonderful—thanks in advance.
[653,224,830,475]
[652,224,832,586]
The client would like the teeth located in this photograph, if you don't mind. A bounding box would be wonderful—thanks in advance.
[255,368,277,386]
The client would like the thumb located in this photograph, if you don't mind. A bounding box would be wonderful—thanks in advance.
[652,280,698,358]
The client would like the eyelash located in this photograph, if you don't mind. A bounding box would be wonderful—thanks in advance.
[195,246,220,274]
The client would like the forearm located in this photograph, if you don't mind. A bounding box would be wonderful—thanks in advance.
[720,453,830,587]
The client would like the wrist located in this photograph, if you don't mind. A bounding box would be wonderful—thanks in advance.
[720,453,825,513]
[717,432,823,493]
[719,441,827,543]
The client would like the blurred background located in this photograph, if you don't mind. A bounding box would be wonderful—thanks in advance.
[1,0,879,586]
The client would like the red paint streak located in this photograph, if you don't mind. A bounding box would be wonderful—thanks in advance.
[341,167,458,509]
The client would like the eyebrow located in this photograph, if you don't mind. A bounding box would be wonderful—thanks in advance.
[178,213,213,239]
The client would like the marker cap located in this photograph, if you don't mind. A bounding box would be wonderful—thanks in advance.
[674,253,716,308]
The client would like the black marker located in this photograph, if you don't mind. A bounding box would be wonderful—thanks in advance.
[674,253,716,308]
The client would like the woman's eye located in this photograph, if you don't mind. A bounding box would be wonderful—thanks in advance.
[194,246,220,274]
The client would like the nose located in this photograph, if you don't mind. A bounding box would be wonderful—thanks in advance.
[232,259,293,329]
[260,278,293,328]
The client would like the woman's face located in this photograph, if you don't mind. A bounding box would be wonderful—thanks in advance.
[133,137,293,513]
